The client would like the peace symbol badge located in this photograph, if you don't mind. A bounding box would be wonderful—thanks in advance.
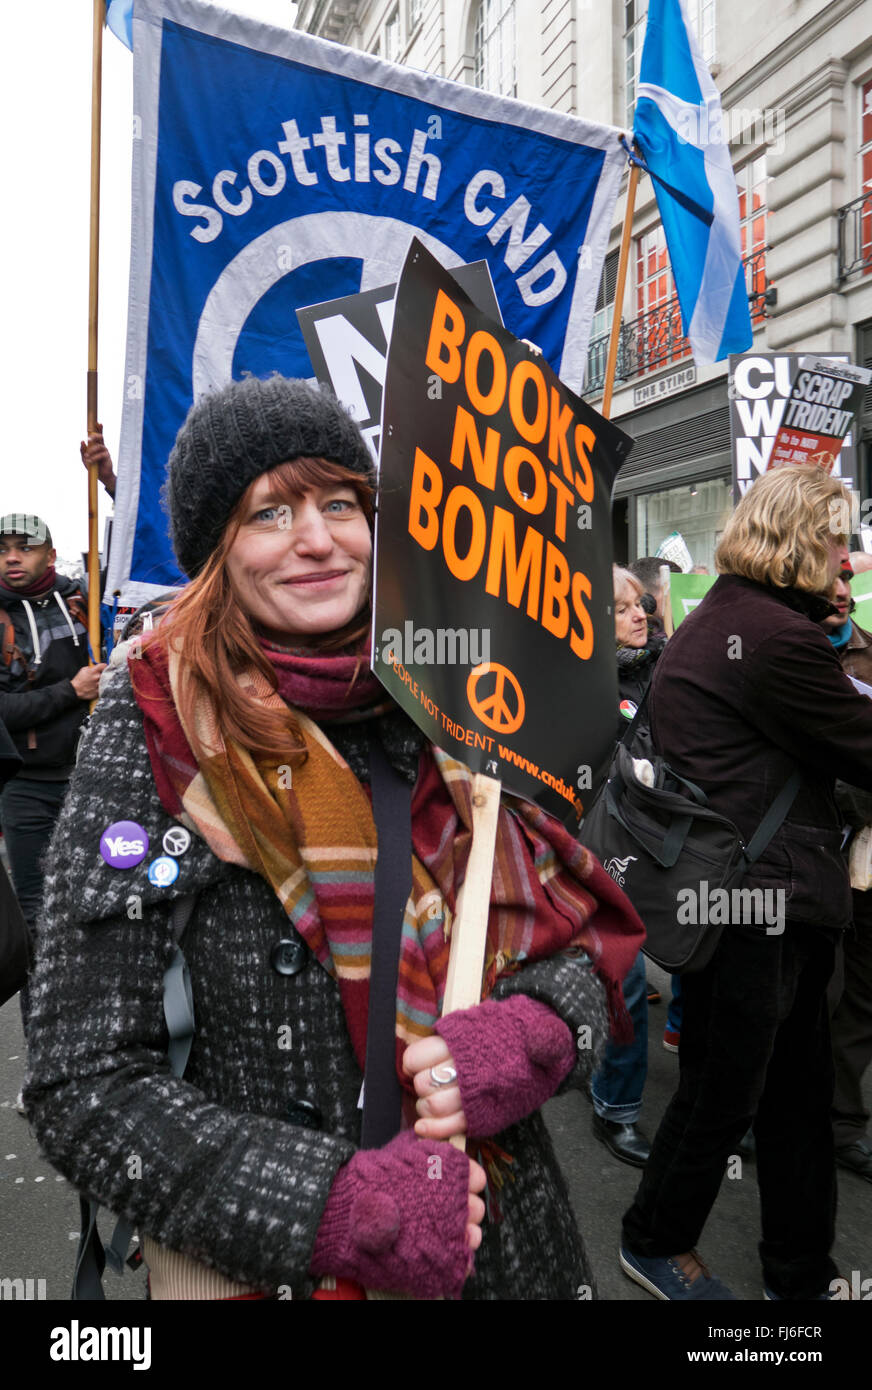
[163,826,192,857]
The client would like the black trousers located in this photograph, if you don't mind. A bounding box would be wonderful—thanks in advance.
[622,920,839,1300]
[829,893,872,1147]
[1,776,68,1029]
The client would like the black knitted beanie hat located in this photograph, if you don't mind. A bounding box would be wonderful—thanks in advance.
[166,374,375,578]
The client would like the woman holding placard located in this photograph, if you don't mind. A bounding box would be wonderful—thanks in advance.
[25,375,642,1300]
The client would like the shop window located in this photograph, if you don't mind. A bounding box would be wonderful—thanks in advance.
[473,0,516,97]
[635,477,732,574]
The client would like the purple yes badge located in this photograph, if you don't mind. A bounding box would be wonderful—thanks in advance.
[100,820,149,869]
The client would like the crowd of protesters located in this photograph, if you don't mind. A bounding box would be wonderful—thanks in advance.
[0,391,870,1302]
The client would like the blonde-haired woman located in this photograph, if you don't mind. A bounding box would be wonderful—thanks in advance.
[620,465,872,1302]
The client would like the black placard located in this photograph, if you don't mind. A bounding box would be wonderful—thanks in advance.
[372,238,633,823]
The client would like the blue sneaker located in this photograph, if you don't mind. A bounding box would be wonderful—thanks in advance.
[620,1246,737,1300]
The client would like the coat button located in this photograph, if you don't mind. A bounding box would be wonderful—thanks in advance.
[287,1098,322,1130]
[270,938,307,976]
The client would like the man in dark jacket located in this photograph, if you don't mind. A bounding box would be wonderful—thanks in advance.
[0,715,29,1010]
[0,515,105,953]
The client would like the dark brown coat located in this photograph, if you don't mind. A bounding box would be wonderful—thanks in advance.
[648,575,872,930]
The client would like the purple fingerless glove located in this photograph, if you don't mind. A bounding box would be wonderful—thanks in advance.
[434,994,576,1138]
[310,1130,473,1299]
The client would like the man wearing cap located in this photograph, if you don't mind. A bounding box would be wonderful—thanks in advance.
[0,515,105,1013]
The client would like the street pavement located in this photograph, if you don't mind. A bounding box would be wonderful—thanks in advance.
[1,959,869,1304]
[550,961,872,1302]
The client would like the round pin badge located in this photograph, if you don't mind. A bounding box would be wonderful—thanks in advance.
[100,821,149,870]
[162,826,191,857]
[148,856,179,888]
[619,699,638,721]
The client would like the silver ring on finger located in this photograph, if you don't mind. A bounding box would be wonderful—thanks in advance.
[429,1063,458,1088]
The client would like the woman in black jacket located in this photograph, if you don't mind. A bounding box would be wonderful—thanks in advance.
[620,465,872,1302]
[590,567,667,1167]
[613,565,667,723]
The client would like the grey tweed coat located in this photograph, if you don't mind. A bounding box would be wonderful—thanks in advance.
[24,661,609,1300]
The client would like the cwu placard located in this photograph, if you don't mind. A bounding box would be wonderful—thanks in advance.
[106,0,627,605]
[728,351,856,501]
[373,241,633,823]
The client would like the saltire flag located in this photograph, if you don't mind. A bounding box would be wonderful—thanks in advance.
[632,0,752,365]
[106,0,626,606]
[106,0,133,49]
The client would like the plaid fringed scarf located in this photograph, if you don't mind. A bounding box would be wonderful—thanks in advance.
[129,636,642,1077]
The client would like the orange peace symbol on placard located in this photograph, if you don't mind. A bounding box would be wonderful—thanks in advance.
[466,663,526,735]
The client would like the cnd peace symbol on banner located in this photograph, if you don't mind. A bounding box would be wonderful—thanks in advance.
[372,239,634,824]
[466,664,525,736]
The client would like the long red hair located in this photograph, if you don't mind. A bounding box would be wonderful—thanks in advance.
[141,457,375,761]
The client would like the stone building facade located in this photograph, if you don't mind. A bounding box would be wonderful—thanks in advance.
[296,0,872,565]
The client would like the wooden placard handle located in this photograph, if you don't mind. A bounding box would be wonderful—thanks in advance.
[442,772,502,1152]
[366,772,502,1296]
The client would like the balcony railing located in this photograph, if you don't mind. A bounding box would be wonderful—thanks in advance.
[744,245,770,322]
[585,246,772,397]
[838,191,872,283]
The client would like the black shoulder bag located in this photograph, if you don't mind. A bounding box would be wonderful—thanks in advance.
[579,692,800,973]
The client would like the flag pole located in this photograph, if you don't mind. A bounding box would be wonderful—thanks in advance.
[86,0,105,663]
[600,158,640,422]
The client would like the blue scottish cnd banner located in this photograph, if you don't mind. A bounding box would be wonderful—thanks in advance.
[108,0,626,604]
